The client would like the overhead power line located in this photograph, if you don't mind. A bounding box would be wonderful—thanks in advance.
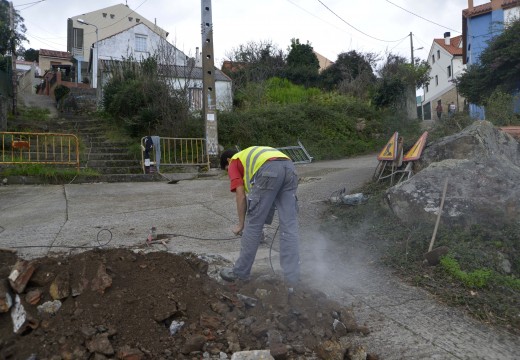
[317,0,408,43]
[386,0,461,34]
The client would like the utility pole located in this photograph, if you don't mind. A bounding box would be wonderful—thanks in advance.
[9,1,17,115]
[201,0,219,159]
[409,31,414,65]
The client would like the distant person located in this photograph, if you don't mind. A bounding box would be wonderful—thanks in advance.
[449,102,456,117]
[219,146,300,289]
[436,100,443,121]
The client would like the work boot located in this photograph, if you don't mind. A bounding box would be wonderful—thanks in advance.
[220,267,249,282]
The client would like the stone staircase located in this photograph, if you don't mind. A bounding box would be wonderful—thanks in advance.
[53,114,164,182]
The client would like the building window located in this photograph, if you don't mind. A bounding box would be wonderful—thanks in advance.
[189,88,203,110]
[437,50,440,59]
[135,34,147,52]
[431,54,435,64]
[447,65,452,78]
[435,75,438,86]
[72,27,84,54]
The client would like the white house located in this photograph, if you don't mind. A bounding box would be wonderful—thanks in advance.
[421,32,465,120]
[67,3,169,86]
[96,24,232,111]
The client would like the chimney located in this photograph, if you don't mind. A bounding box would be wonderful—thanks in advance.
[491,0,501,11]
[468,0,473,10]
[444,32,451,46]
[195,47,200,65]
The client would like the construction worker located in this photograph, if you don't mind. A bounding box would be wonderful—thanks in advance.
[219,146,300,287]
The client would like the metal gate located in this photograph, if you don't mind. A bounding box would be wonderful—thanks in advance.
[140,136,209,173]
[1,131,80,171]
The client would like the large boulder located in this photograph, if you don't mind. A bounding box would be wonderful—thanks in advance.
[385,121,520,228]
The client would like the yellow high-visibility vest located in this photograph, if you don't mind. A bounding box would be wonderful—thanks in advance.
[232,146,289,192]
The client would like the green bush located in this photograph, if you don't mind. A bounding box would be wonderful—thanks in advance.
[54,85,70,103]
[440,255,492,288]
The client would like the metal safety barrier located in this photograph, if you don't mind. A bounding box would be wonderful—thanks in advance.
[1,131,80,171]
[141,136,209,173]
[276,140,313,164]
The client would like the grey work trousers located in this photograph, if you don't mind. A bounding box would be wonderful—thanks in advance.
[233,159,300,284]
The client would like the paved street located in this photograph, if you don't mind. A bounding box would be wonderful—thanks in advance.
[1,154,519,359]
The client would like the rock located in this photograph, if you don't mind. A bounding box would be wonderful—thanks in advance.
[315,339,345,360]
[91,263,112,294]
[11,295,39,334]
[8,260,36,294]
[116,345,144,360]
[348,345,368,360]
[230,350,274,360]
[269,342,288,360]
[49,272,70,300]
[0,280,13,312]
[181,334,206,354]
[71,259,89,297]
[37,300,62,316]
[200,314,222,329]
[387,121,520,228]
[210,301,229,315]
[86,333,114,356]
[25,289,42,305]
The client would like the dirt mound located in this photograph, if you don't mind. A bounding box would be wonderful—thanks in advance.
[0,248,375,359]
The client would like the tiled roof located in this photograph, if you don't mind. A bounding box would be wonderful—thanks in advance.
[433,35,463,56]
[39,49,71,59]
[463,0,520,17]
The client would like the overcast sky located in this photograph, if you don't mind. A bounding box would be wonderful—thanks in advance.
[14,0,486,67]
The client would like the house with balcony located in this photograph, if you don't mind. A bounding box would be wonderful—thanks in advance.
[421,33,465,120]
[462,0,520,119]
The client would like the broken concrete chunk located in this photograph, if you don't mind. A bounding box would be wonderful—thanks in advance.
[8,260,36,294]
[230,350,274,360]
[11,294,39,334]
[0,280,13,312]
[37,300,62,316]
[237,293,257,308]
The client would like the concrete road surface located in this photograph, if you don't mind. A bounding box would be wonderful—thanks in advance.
[1,154,519,359]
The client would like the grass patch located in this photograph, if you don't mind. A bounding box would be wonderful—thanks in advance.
[440,256,492,288]
[1,164,100,182]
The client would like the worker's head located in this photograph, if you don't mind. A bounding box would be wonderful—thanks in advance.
[220,149,238,170]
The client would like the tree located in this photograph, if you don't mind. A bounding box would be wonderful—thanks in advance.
[457,18,520,105]
[223,40,286,106]
[319,50,378,98]
[23,48,39,62]
[372,53,430,111]
[285,38,319,87]
[0,0,27,56]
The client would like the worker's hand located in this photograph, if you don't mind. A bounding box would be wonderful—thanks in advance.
[232,224,244,236]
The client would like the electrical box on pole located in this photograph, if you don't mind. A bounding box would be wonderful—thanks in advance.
[201,0,219,158]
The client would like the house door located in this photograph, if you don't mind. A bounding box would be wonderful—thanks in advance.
[423,102,431,120]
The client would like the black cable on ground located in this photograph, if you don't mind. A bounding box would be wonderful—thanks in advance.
[6,229,113,250]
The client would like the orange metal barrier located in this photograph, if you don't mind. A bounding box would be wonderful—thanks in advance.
[1,131,80,171]
[141,136,209,173]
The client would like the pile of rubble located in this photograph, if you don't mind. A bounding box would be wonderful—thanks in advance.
[0,248,376,359]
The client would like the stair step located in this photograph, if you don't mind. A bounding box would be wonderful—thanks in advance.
[87,159,141,167]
